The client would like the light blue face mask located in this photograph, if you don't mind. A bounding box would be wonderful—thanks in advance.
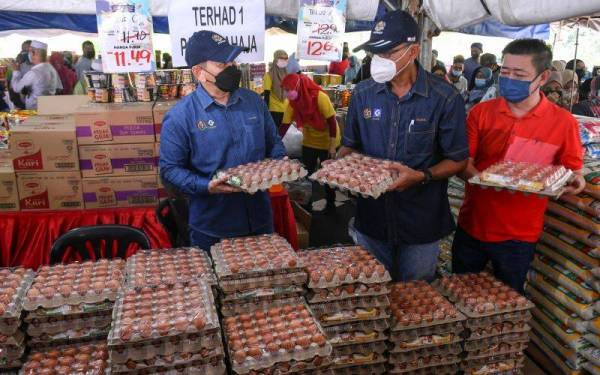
[28,52,33,62]
[475,78,487,88]
[498,74,541,103]
[451,69,462,77]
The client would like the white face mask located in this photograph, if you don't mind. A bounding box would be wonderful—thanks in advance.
[370,46,413,83]
[276,59,288,69]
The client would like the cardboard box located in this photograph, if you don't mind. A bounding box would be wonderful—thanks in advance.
[0,166,19,211]
[82,175,158,209]
[152,100,178,142]
[37,95,88,116]
[10,122,79,172]
[79,143,158,178]
[155,142,161,172]
[19,114,75,127]
[0,149,12,168]
[17,172,83,211]
[74,102,155,145]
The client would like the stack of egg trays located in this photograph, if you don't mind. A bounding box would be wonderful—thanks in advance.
[107,279,224,373]
[0,267,34,370]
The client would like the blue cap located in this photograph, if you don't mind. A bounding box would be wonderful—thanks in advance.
[185,30,249,67]
[353,10,420,54]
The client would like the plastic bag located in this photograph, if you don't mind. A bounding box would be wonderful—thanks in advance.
[282,124,303,159]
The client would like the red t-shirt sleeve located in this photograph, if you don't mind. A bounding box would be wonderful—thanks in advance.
[558,115,584,171]
[466,106,480,159]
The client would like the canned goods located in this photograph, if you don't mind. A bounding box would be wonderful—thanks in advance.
[87,88,96,102]
[158,84,179,100]
[181,69,194,84]
[94,88,111,103]
[134,73,156,89]
[156,69,181,85]
[136,87,154,102]
[86,72,111,89]
[111,74,131,89]
[179,83,197,97]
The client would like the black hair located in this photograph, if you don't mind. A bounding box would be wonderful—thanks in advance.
[565,59,585,71]
[580,78,593,101]
[502,38,552,75]
[82,40,94,48]
[432,64,447,76]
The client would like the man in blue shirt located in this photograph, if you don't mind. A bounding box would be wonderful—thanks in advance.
[342,10,468,282]
[159,31,286,252]
[464,42,483,83]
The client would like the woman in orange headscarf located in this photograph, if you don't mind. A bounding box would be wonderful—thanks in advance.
[280,73,340,213]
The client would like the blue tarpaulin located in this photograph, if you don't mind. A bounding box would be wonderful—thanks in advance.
[459,18,550,40]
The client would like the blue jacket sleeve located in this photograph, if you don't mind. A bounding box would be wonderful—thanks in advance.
[342,92,362,150]
[263,100,286,159]
[159,110,210,195]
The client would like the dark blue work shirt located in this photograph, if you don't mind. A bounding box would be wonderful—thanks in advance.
[343,63,469,245]
[159,85,286,239]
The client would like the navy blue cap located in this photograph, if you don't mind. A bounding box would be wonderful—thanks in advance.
[353,10,420,54]
[185,30,249,66]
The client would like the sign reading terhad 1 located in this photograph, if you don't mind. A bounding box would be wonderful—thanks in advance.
[168,0,265,67]
[297,0,348,62]
[95,0,155,73]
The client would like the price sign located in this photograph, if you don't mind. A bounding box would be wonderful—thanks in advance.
[96,0,155,73]
[297,0,347,61]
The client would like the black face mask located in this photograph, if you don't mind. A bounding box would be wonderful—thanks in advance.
[576,69,586,81]
[208,65,242,93]
[85,51,96,59]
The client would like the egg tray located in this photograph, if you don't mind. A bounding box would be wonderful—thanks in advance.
[464,310,532,330]
[26,326,110,346]
[464,341,529,361]
[463,331,530,352]
[300,246,392,289]
[332,341,387,357]
[26,310,112,337]
[388,362,461,374]
[0,357,22,371]
[25,300,115,319]
[388,353,462,372]
[0,344,25,363]
[108,280,220,347]
[389,332,463,353]
[108,331,222,363]
[324,319,389,347]
[310,295,391,326]
[125,248,217,287]
[307,282,390,303]
[332,351,388,369]
[460,353,525,374]
[216,159,308,194]
[211,234,303,281]
[218,272,308,296]
[388,342,463,365]
[19,341,109,375]
[110,357,226,375]
[389,321,464,343]
[230,355,332,375]
[221,296,306,317]
[23,259,125,311]
[469,167,573,197]
[220,289,305,316]
[0,330,25,358]
[331,363,388,375]
[0,268,35,330]
[434,274,534,318]
[109,347,223,372]
[465,321,531,341]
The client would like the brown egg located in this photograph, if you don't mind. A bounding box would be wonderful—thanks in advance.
[266,342,280,353]
[30,353,45,362]
[280,339,295,351]
[58,356,75,366]
[119,324,133,341]
[62,348,77,357]
[41,358,58,368]
[247,347,262,359]
[323,270,334,282]
[192,316,206,330]
[233,349,247,363]
[229,339,244,351]
[254,311,266,320]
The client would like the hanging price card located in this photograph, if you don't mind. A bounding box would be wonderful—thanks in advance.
[96,0,156,73]
[297,0,347,62]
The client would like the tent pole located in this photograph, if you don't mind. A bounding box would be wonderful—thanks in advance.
[569,24,580,112]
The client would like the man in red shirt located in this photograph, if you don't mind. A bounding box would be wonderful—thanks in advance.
[453,39,585,293]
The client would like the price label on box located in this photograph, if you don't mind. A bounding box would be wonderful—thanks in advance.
[297,0,347,62]
[96,0,156,73]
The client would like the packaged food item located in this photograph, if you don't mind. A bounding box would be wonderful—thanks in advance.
[539,229,600,269]
[548,201,600,235]
[532,307,585,350]
[586,333,600,348]
[581,345,600,366]
[125,248,216,287]
[307,282,389,303]
[526,282,589,334]
[388,342,462,371]
[526,273,596,320]
[465,321,530,341]
[310,295,390,326]
[220,287,305,315]
[537,242,598,288]
[331,341,387,368]
[463,310,532,330]
[20,341,109,374]
[222,299,332,374]
[0,268,34,335]
[530,318,587,369]
[545,214,600,248]
[323,320,389,347]
[216,159,308,194]
[560,193,600,217]
[331,363,387,374]
[109,348,224,372]
[23,259,125,311]
[0,330,25,369]
[463,333,530,359]
[476,161,572,193]
[309,153,403,199]
[530,331,584,374]
[435,272,533,318]
[388,363,460,375]
[110,356,226,375]
[584,362,600,375]
[299,246,391,289]
[461,352,525,375]
[26,310,112,338]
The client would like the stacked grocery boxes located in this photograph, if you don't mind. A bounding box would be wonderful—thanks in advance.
[527,162,600,374]
[211,234,333,374]
[436,272,534,374]
[387,281,466,374]
[299,246,391,374]
[0,149,18,212]
[106,248,225,374]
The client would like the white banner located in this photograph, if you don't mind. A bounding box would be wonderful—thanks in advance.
[96,0,155,73]
[168,0,265,67]
[297,0,347,62]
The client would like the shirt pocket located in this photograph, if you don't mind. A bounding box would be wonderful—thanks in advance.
[242,116,266,157]
[405,121,435,156]
[504,136,559,165]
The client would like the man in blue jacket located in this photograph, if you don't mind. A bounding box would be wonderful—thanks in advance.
[159,31,286,251]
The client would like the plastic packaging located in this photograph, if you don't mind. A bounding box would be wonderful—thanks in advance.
[548,201,600,235]
[530,332,583,374]
[299,246,391,289]
[309,153,403,199]
[222,300,332,374]
[464,310,532,330]
[539,229,600,269]
[324,320,389,347]
[463,332,530,353]
[125,248,216,287]
[477,161,572,193]
[586,333,600,348]
[435,273,534,318]
[216,159,308,194]
[218,271,308,295]
[26,311,112,337]
[388,343,462,371]
[0,268,35,335]
[308,282,390,303]
[24,259,125,311]
[389,363,460,375]
[560,193,600,217]
[310,295,390,326]
[536,242,597,288]
[530,319,587,370]
[330,363,387,374]
[25,300,114,318]
[109,356,226,375]
[389,281,466,331]
[390,332,463,353]
[461,353,525,375]
[110,347,224,372]
[544,214,600,248]
[0,330,25,363]
[20,342,109,374]
[526,273,596,320]
[220,287,305,315]
[466,321,530,341]
[526,282,589,333]
[332,341,387,368]
[532,307,585,350]
[584,362,600,375]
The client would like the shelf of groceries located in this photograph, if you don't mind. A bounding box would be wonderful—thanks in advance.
[0,67,600,374]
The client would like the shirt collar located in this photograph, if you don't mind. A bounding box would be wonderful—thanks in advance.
[194,83,243,110]
[498,91,550,118]
[376,61,429,98]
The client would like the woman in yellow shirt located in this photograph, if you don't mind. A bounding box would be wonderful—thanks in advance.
[280,73,340,213]
[263,50,288,129]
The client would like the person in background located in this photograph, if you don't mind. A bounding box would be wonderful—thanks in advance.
[263,50,289,128]
[448,55,468,97]
[10,40,61,110]
[593,66,600,78]
[573,76,600,117]
[75,41,95,83]
[432,65,449,81]
[344,55,360,84]
[279,73,340,214]
[566,58,588,84]
[16,40,32,75]
[63,51,74,70]
[466,67,496,111]
[431,49,445,71]
[159,31,286,251]
[287,52,301,74]
[561,70,579,109]
[353,52,372,84]
[541,71,564,106]
[343,10,469,282]
[453,38,585,294]
[551,60,566,72]
[73,59,102,95]
[464,42,483,82]
[49,52,77,95]
[329,44,350,76]
[162,53,173,69]
[480,53,500,83]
